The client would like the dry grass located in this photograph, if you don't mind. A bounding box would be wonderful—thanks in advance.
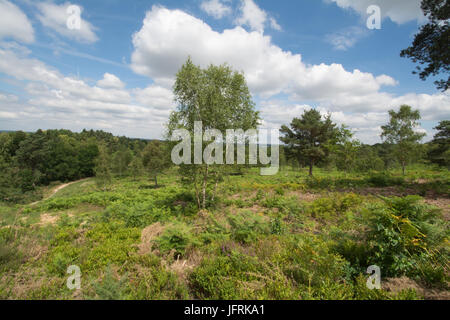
[383,277,450,300]
[138,222,165,255]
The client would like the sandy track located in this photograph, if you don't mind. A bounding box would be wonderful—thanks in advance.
[30,178,90,206]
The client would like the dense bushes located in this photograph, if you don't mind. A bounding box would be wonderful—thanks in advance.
[364,196,448,280]
[330,195,449,287]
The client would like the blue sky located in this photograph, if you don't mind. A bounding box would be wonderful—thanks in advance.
[0,0,448,144]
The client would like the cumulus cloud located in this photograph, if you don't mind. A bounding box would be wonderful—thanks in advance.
[97,73,125,89]
[129,6,448,143]
[0,46,175,139]
[37,2,98,43]
[1,5,447,144]
[133,86,174,111]
[235,0,267,33]
[259,101,389,144]
[200,0,232,19]
[234,0,281,33]
[131,6,394,101]
[326,0,425,24]
[0,0,34,43]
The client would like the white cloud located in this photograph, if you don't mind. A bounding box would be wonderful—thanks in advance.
[0,46,175,139]
[269,17,282,31]
[232,0,281,33]
[326,26,368,50]
[37,2,98,43]
[97,73,125,89]
[200,0,232,19]
[259,101,389,144]
[326,0,425,24]
[130,6,448,137]
[1,6,447,144]
[0,0,34,43]
[235,0,268,33]
[133,6,389,99]
[0,92,19,102]
[133,86,174,111]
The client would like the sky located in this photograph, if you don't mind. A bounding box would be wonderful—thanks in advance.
[0,0,448,144]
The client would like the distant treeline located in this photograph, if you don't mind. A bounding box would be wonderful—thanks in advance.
[0,129,149,202]
[0,124,448,203]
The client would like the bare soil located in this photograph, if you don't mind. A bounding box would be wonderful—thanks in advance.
[383,277,450,300]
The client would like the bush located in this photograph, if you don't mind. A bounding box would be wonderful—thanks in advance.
[127,255,190,299]
[190,236,352,300]
[227,211,270,244]
[364,196,448,278]
[92,266,128,300]
[155,222,199,258]
[308,193,362,220]
[367,173,405,187]
[83,222,140,271]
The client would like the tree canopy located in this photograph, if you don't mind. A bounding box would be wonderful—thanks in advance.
[280,109,338,176]
[169,58,260,208]
[400,0,450,91]
[381,105,426,175]
[427,120,450,167]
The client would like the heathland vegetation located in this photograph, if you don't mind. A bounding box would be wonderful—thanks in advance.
[0,59,448,300]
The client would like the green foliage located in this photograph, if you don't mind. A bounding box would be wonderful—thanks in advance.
[367,172,405,187]
[364,196,448,277]
[155,222,199,258]
[83,222,140,271]
[112,147,133,177]
[1,148,448,300]
[95,145,112,188]
[169,58,260,209]
[400,0,449,91]
[142,140,171,187]
[280,109,339,176]
[0,236,23,273]
[427,120,450,167]
[270,217,286,235]
[189,236,359,300]
[92,266,128,300]
[128,155,144,180]
[127,255,189,299]
[381,105,426,175]
[227,211,271,244]
[307,193,362,220]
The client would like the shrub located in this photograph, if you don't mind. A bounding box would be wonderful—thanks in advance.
[308,193,362,220]
[92,266,128,300]
[364,196,448,278]
[155,222,199,258]
[190,236,351,300]
[367,173,405,187]
[127,255,190,299]
[227,211,270,244]
[83,222,140,271]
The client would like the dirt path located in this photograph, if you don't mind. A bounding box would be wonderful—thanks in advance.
[30,178,90,206]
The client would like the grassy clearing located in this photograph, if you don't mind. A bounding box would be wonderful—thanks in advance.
[0,166,448,300]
